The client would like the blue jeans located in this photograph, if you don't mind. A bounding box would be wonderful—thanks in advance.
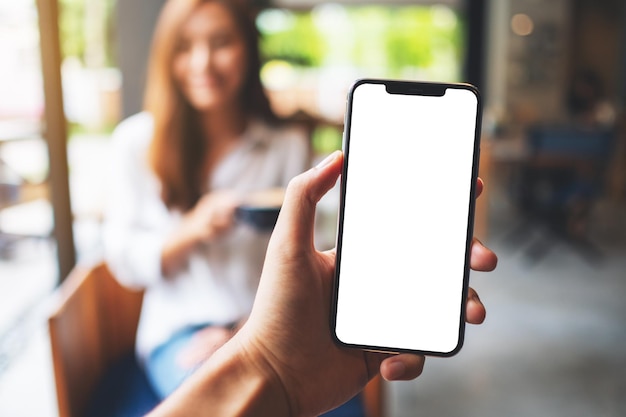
[144,325,207,399]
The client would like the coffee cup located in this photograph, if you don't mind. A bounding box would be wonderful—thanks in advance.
[235,188,285,231]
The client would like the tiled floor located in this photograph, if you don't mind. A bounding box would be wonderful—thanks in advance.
[0,148,625,416]
[389,243,626,416]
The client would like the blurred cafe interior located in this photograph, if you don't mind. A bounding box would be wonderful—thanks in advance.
[0,0,624,416]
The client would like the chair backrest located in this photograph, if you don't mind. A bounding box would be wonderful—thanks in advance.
[48,262,144,417]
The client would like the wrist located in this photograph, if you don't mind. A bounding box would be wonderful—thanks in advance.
[160,219,205,277]
[179,212,210,246]
[229,336,292,417]
[150,336,291,417]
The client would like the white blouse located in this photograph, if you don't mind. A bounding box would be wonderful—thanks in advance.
[102,112,310,359]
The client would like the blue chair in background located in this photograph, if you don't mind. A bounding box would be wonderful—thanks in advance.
[507,124,615,263]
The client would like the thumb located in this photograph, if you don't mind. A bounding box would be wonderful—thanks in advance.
[273,151,343,250]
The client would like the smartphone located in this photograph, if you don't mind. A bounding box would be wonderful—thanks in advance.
[331,79,482,356]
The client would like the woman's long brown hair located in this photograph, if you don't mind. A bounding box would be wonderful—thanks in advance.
[144,0,276,211]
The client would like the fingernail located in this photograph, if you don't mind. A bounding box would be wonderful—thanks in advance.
[315,150,341,169]
[386,360,406,380]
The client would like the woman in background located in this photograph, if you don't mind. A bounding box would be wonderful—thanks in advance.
[103,0,309,399]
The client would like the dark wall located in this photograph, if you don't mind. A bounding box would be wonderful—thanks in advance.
[463,0,487,96]
[569,0,624,102]
[116,0,166,118]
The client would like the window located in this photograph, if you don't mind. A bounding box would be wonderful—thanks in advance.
[257,3,464,152]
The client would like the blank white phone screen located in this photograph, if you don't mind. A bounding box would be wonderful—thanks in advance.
[335,83,479,354]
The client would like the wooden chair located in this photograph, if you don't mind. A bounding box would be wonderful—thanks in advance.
[48,263,147,417]
[49,262,385,417]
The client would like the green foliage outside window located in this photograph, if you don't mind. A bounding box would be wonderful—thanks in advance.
[59,0,116,67]
[59,0,84,60]
[258,5,463,80]
[258,11,324,67]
